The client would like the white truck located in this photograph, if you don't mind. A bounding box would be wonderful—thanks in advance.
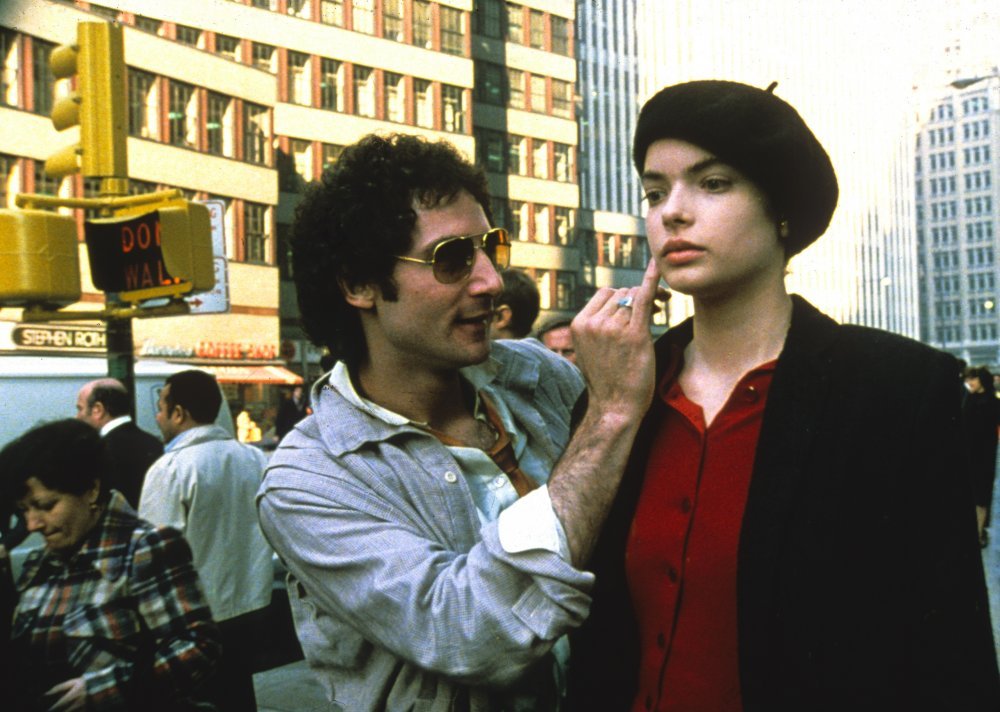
[0,354,234,448]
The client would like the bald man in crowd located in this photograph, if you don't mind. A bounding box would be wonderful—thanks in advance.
[75,378,163,507]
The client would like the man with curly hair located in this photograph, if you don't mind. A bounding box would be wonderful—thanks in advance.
[257,133,660,710]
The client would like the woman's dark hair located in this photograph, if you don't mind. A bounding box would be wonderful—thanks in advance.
[291,133,493,366]
[0,419,108,507]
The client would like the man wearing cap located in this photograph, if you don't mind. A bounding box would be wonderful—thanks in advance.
[256,133,660,710]
[569,81,1000,711]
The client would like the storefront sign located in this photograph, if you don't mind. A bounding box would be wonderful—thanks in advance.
[10,324,106,352]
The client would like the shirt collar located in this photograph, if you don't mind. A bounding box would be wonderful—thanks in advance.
[100,415,131,436]
[326,359,502,430]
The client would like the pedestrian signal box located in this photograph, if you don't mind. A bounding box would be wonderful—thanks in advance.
[84,201,214,302]
[0,209,82,306]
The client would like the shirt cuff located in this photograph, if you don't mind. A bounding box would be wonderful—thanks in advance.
[497,485,570,561]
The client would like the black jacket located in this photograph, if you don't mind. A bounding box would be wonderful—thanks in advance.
[103,421,163,507]
[568,296,1000,711]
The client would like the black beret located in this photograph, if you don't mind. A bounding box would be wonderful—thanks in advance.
[633,80,839,256]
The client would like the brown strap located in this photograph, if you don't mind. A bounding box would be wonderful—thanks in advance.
[414,393,538,498]
[480,393,538,498]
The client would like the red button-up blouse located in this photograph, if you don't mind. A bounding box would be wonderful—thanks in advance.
[626,349,776,712]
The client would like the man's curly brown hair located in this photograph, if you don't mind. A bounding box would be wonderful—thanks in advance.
[291,133,493,366]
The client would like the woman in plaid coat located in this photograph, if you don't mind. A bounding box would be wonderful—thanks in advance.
[2,419,220,711]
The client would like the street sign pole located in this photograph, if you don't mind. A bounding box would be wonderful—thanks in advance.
[105,311,135,420]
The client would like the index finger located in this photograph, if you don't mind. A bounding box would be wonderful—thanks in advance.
[630,258,662,319]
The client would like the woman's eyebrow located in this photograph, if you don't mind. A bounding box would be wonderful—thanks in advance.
[641,156,727,183]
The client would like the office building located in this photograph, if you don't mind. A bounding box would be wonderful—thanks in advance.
[574,0,650,322]
[915,75,999,364]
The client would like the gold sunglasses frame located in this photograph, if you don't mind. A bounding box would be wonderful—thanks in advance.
[395,227,511,283]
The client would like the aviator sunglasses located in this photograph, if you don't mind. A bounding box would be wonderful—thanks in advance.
[395,227,511,284]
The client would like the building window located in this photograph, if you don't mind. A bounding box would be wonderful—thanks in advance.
[252,0,277,9]
[243,102,270,164]
[320,58,344,111]
[507,68,524,109]
[413,1,433,49]
[555,271,576,309]
[506,3,524,44]
[175,25,202,47]
[1,29,18,108]
[128,69,159,139]
[32,38,55,115]
[554,207,573,245]
[476,128,505,173]
[510,200,528,241]
[320,0,344,26]
[322,143,343,172]
[552,79,572,118]
[286,0,311,19]
[168,81,198,149]
[134,16,162,34]
[252,42,276,72]
[206,92,234,157]
[288,51,312,105]
[352,0,375,34]
[291,139,313,184]
[490,197,508,229]
[215,33,241,61]
[243,201,271,263]
[384,72,405,123]
[551,15,570,55]
[474,0,502,38]
[529,9,545,49]
[33,159,61,198]
[441,7,465,56]
[383,0,404,41]
[532,139,548,179]
[414,79,433,128]
[476,62,504,105]
[529,74,546,112]
[442,84,465,133]
[553,142,572,181]
[0,153,18,208]
[534,204,550,243]
[352,65,376,117]
[508,134,527,175]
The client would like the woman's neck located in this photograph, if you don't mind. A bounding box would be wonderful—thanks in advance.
[686,281,793,380]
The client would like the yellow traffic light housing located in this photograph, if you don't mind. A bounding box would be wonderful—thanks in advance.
[46,22,127,179]
[160,201,214,293]
[0,209,82,306]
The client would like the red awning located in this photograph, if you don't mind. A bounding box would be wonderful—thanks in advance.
[200,364,303,385]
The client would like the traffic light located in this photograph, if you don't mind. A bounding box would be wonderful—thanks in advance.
[0,209,82,306]
[46,22,127,178]
[84,200,214,302]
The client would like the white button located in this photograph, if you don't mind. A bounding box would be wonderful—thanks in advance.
[444,471,458,483]
[494,476,506,487]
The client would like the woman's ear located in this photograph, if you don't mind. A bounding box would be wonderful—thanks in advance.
[339,278,378,309]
